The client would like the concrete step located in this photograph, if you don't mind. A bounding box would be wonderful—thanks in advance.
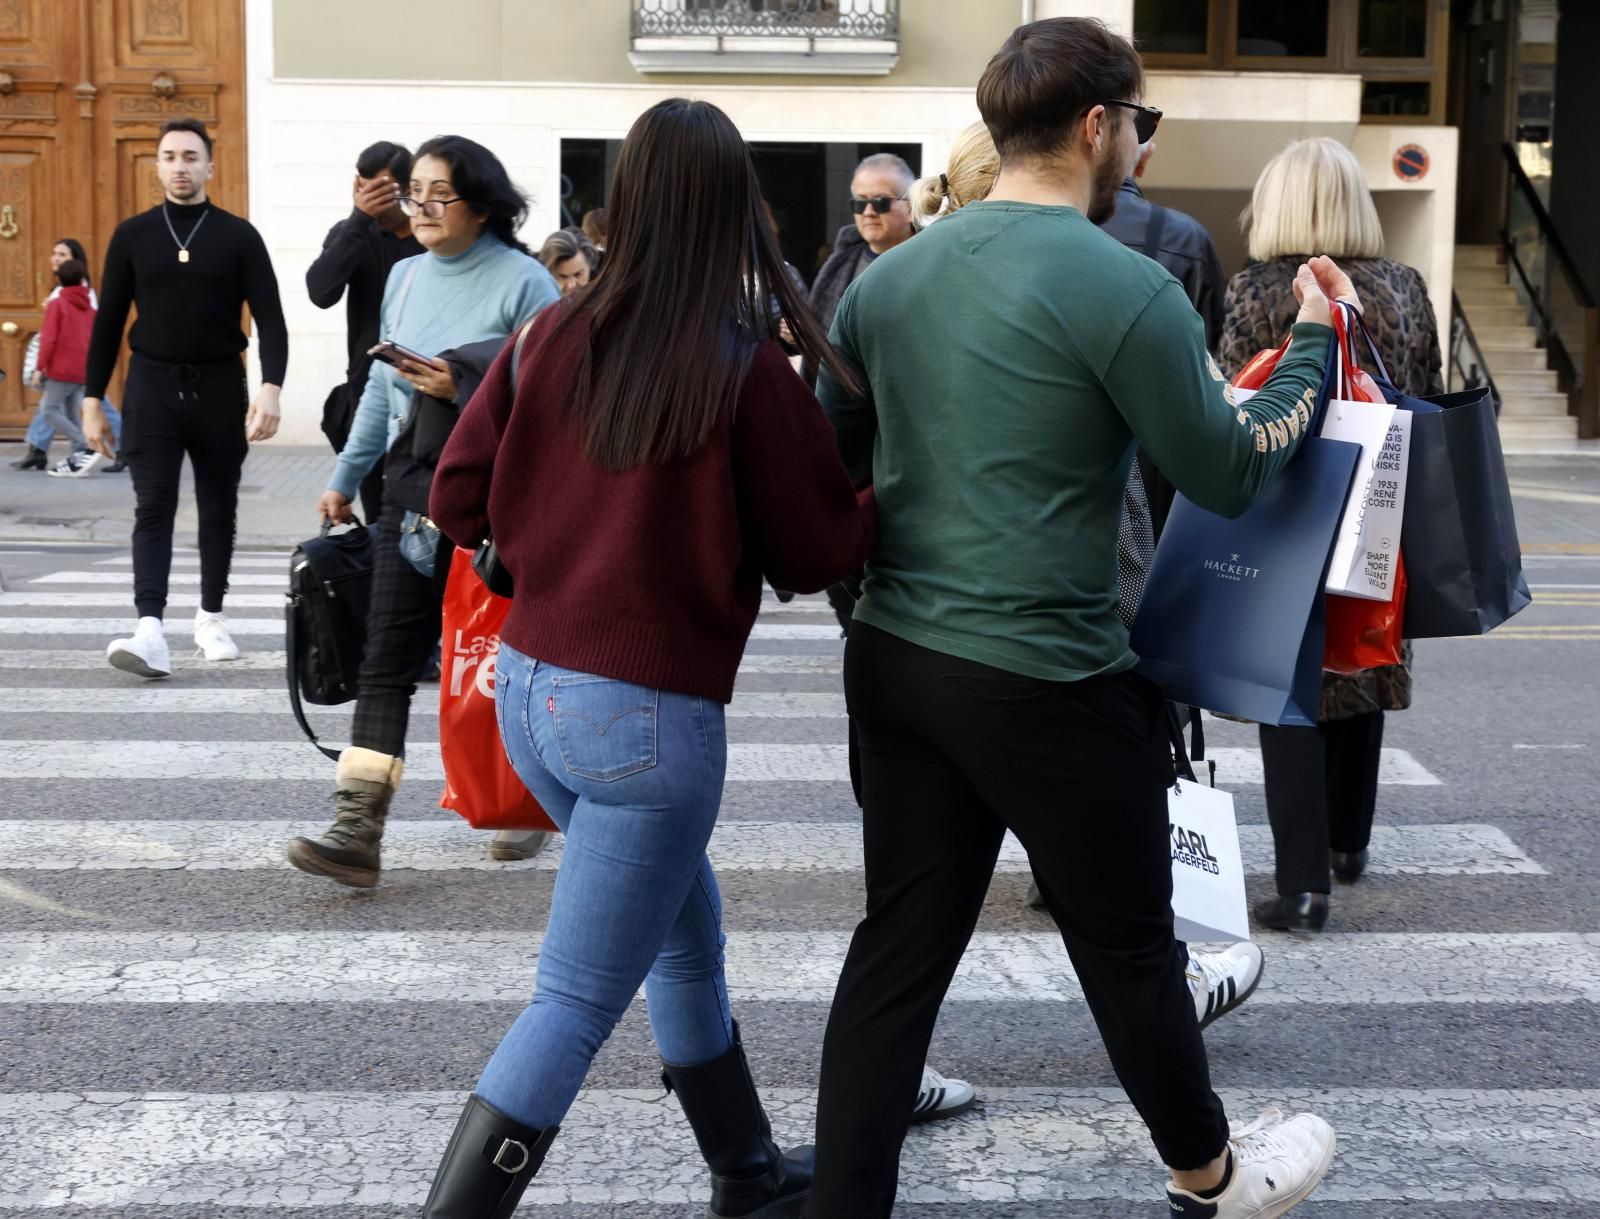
[1493,369,1561,394]
[1454,245,1504,268]
[1498,414,1579,441]
[1458,288,1519,310]
[1473,326,1538,348]
[1497,391,1571,417]
[1479,344,1549,370]
[1455,266,1510,290]
[1464,304,1532,329]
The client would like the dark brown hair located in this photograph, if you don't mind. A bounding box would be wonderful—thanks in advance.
[548,97,859,470]
[159,117,213,158]
[976,18,1143,163]
[55,259,86,287]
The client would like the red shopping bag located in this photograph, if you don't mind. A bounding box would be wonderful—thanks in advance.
[1231,317,1405,674]
[438,548,556,831]
[1322,305,1405,673]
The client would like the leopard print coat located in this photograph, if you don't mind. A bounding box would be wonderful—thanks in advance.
[1219,256,1444,722]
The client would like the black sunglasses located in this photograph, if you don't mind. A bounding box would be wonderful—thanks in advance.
[1104,100,1163,144]
[850,195,905,215]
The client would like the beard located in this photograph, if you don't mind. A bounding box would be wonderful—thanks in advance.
[1085,152,1125,225]
[165,178,201,202]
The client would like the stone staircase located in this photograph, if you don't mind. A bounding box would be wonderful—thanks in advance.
[1453,244,1577,445]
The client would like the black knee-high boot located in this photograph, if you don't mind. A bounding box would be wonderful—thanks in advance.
[662,1023,813,1219]
[422,1094,558,1218]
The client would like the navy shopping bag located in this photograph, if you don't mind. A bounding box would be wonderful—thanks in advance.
[1129,435,1361,726]
[1340,306,1532,637]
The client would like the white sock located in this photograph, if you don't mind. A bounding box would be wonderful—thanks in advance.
[136,616,165,636]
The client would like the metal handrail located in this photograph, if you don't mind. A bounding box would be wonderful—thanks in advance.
[1449,291,1501,417]
[1498,142,1599,438]
[1499,144,1595,309]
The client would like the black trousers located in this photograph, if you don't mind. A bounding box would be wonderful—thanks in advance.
[349,502,454,757]
[1259,711,1386,895]
[122,355,249,619]
[808,624,1228,1216]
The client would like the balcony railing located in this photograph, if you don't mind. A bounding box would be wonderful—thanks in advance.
[629,0,900,75]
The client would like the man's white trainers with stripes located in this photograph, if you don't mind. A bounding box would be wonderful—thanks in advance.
[1167,1110,1336,1218]
[1187,942,1265,1028]
[107,617,171,679]
[910,1064,976,1124]
[194,609,240,662]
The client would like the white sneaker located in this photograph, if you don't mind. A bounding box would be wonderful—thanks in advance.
[47,450,102,478]
[107,617,171,679]
[910,1064,977,1124]
[194,609,240,661]
[1167,1111,1336,1217]
[1187,941,1265,1028]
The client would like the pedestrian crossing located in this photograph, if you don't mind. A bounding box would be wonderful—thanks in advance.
[0,545,1591,1214]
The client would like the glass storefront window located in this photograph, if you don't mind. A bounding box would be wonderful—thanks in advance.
[1236,0,1330,58]
[1358,0,1429,59]
[1134,0,1209,56]
[1360,79,1432,116]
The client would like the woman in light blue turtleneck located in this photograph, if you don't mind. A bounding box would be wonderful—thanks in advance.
[288,135,559,890]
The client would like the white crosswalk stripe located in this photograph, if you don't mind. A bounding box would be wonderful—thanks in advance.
[0,544,1580,1213]
[0,739,1443,784]
[1,1088,1591,1208]
[4,930,1595,1005]
[0,820,1544,876]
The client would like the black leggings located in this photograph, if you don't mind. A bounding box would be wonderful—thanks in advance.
[1259,711,1386,895]
[349,502,454,757]
[808,624,1228,1216]
[122,356,249,619]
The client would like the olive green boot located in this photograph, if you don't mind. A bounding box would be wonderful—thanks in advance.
[286,747,403,888]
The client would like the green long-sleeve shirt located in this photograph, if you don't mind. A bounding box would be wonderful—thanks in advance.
[818,200,1332,682]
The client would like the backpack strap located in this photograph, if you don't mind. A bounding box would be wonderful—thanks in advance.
[285,595,342,763]
[509,316,537,389]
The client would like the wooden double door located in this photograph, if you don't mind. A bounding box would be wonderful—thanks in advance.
[0,0,246,436]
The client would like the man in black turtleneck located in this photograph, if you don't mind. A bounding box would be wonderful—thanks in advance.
[83,116,289,680]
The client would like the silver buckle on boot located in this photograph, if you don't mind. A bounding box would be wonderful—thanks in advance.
[491,1138,530,1174]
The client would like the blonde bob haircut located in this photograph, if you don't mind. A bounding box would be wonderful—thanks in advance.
[1243,137,1384,262]
[910,121,1000,227]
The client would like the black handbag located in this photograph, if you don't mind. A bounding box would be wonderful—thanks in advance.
[286,517,374,760]
[463,318,539,599]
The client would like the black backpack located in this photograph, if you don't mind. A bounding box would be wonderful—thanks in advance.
[286,519,374,760]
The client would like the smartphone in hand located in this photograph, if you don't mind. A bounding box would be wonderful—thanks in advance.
[368,340,433,369]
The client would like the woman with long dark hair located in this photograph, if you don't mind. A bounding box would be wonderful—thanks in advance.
[287,135,559,887]
[425,99,871,1217]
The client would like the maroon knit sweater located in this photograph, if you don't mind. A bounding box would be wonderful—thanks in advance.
[430,306,874,702]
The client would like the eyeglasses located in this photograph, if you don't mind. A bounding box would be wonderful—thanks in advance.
[1103,100,1163,144]
[850,195,905,215]
[397,196,464,219]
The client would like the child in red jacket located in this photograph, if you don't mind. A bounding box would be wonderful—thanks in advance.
[38,259,101,478]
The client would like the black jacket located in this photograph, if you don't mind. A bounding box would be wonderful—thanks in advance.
[1099,179,1225,352]
[382,335,507,516]
[305,209,424,429]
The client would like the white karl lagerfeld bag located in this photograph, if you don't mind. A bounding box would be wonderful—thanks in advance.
[1167,715,1249,943]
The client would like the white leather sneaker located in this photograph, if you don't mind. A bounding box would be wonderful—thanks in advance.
[911,1064,977,1123]
[194,609,240,662]
[1187,942,1265,1028]
[1167,1111,1336,1218]
[107,617,172,679]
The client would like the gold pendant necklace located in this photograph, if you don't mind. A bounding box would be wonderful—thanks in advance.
[178,250,190,264]
[163,202,210,266]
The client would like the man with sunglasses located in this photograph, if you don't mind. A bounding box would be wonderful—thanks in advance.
[806,152,917,369]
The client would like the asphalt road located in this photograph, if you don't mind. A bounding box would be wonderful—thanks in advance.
[1,456,1598,1216]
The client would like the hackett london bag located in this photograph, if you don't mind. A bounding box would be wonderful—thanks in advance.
[1130,331,1361,726]
[438,548,555,832]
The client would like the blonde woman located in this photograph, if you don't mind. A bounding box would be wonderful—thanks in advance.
[1221,136,1442,932]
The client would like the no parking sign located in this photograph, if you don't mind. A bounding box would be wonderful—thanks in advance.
[1393,144,1430,182]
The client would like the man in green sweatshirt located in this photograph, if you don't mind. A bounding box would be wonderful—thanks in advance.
[807,17,1357,1219]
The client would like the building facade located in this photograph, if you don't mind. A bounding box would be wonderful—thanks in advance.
[4,1,1590,447]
